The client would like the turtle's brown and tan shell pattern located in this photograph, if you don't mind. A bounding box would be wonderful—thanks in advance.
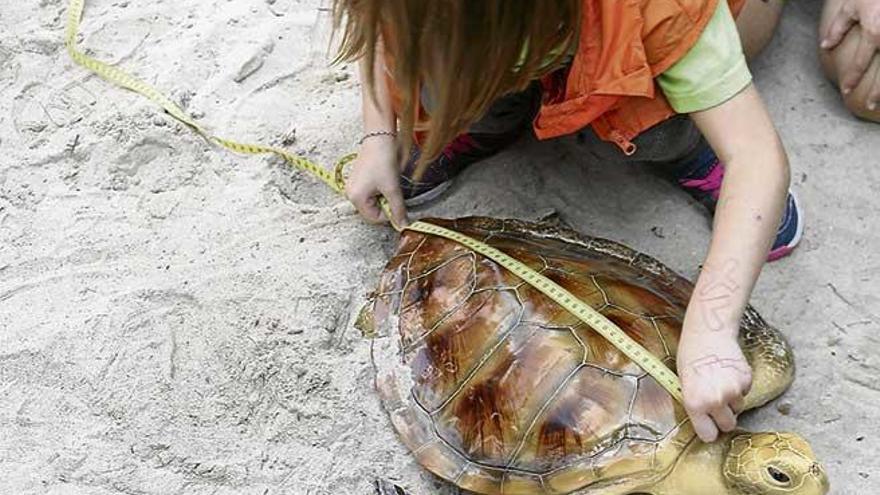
[366,218,701,494]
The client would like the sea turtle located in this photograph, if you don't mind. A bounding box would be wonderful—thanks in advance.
[358,217,829,495]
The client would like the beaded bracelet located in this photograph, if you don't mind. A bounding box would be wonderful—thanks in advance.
[358,130,398,145]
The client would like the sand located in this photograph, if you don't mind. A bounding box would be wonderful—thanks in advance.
[1,0,878,493]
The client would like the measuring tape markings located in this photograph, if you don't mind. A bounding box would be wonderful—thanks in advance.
[65,0,348,194]
[405,221,684,402]
[65,0,683,402]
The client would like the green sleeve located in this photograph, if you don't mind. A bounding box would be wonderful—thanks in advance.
[657,1,753,113]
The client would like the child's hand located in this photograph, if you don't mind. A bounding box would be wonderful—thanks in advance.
[677,328,752,443]
[346,137,409,227]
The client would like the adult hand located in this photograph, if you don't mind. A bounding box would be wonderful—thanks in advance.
[821,0,880,97]
[345,137,409,228]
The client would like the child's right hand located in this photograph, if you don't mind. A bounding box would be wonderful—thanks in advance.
[346,137,410,227]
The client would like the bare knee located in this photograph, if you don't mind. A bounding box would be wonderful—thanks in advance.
[842,75,880,121]
[735,0,785,60]
[828,60,880,122]
[818,44,838,85]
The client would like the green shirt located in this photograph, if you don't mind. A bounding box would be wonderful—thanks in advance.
[657,0,752,113]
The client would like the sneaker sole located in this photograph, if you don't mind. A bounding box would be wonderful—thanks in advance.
[768,191,804,262]
[404,180,454,208]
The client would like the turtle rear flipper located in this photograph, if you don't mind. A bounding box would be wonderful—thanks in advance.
[374,479,409,495]
[356,300,378,339]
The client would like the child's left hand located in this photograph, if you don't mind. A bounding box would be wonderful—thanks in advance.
[679,83,788,444]
[677,318,753,443]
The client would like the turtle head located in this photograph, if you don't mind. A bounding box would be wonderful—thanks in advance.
[723,432,829,495]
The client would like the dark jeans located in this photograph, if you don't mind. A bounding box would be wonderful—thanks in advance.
[409,84,703,171]
[574,114,703,165]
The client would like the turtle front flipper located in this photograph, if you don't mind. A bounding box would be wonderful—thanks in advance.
[739,306,795,410]
[374,479,409,495]
[355,300,378,339]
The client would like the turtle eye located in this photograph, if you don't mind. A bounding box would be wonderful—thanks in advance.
[767,466,791,485]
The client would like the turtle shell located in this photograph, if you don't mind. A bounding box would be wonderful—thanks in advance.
[365,217,700,494]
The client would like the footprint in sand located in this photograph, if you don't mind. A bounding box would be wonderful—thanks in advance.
[45,82,97,128]
[0,43,21,90]
[13,83,52,138]
[13,81,98,147]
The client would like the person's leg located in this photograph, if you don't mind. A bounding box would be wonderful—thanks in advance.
[401,83,542,206]
[575,116,803,261]
[819,0,880,122]
[574,115,704,165]
[734,0,786,60]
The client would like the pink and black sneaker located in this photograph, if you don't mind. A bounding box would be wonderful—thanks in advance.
[676,144,804,262]
[401,83,542,207]
[400,120,538,207]
[400,132,502,207]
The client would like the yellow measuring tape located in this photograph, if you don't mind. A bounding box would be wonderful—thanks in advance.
[65,0,683,402]
[64,0,353,196]
[408,222,684,400]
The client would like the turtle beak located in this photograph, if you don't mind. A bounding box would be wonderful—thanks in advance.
[810,462,830,494]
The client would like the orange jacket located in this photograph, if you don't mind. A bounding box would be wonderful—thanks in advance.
[536,0,747,154]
